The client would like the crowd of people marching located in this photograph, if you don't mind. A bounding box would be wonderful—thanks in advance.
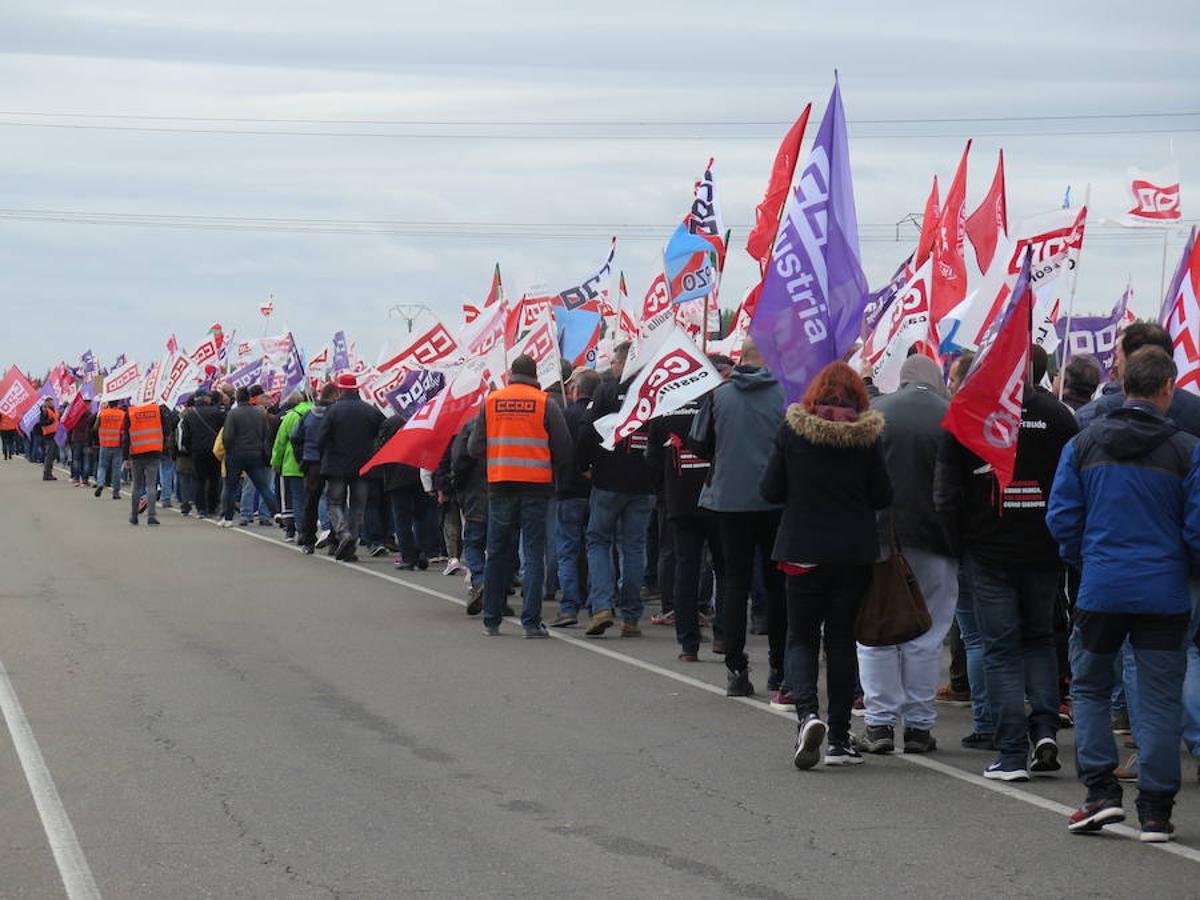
[7,322,1200,844]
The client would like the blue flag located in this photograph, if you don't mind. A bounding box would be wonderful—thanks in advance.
[749,77,868,404]
[665,224,717,305]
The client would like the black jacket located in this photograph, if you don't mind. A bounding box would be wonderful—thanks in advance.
[871,382,952,556]
[760,405,892,565]
[577,376,653,495]
[1077,383,1200,436]
[181,404,224,456]
[557,397,593,500]
[373,415,422,492]
[934,386,1079,567]
[451,419,488,523]
[646,400,710,519]
[318,394,386,478]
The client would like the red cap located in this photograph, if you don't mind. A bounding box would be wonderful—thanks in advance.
[336,373,358,390]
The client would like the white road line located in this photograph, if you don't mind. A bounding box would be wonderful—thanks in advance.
[202,514,1200,864]
[0,656,102,899]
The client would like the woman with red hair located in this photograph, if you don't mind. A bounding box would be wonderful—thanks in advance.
[760,361,892,769]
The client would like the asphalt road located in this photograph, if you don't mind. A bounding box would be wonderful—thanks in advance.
[1,458,1198,898]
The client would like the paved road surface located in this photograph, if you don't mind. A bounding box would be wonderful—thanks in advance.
[1,459,1198,897]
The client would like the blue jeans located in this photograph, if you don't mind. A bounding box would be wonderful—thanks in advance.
[1183,582,1200,759]
[1071,610,1189,807]
[96,447,124,496]
[177,471,196,512]
[223,455,278,522]
[69,444,89,481]
[964,556,1061,768]
[586,489,655,624]
[556,498,589,615]
[462,517,486,590]
[956,562,994,735]
[158,456,175,503]
[283,476,305,537]
[483,492,548,629]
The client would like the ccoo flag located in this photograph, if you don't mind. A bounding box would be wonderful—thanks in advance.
[750,76,868,403]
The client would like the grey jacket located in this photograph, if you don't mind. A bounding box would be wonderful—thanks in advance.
[871,381,952,557]
[222,403,271,461]
[689,366,785,513]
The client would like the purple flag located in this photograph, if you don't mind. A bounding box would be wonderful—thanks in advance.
[20,384,55,436]
[385,369,445,420]
[332,331,350,373]
[228,358,264,390]
[80,349,98,378]
[863,253,913,334]
[749,77,868,404]
[282,336,306,396]
[1056,287,1132,379]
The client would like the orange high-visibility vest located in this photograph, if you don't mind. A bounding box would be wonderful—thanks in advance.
[97,407,126,448]
[0,413,17,431]
[41,407,59,436]
[127,404,163,455]
[484,383,552,484]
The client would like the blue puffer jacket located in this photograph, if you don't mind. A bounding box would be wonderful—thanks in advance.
[1047,401,1200,614]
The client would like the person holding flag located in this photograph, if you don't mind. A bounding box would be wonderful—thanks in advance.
[38,397,60,481]
[935,253,1079,782]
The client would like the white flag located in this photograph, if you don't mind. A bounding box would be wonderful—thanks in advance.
[103,360,142,401]
[860,258,934,393]
[1112,163,1182,228]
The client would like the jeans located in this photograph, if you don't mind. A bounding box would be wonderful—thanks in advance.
[544,497,559,597]
[462,517,487,590]
[1071,610,1189,810]
[130,456,159,519]
[786,565,872,743]
[555,498,590,615]
[956,562,993,735]
[586,489,655,624]
[239,476,268,524]
[69,444,89,481]
[965,555,1061,768]
[483,492,549,629]
[282,475,305,538]
[177,470,196,512]
[158,456,175,504]
[223,454,278,522]
[96,447,124,497]
[326,476,368,544]
[716,510,785,675]
[673,515,723,656]
[858,549,959,731]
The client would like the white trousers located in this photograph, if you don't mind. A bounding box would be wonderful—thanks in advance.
[857,549,959,731]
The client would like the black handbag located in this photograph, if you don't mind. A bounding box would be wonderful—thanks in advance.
[854,523,932,647]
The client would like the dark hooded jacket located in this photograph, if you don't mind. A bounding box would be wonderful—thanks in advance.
[1077,382,1200,436]
[646,399,710,519]
[1047,400,1200,615]
[577,376,653,495]
[689,365,786,513]
[451,418,488,523]
[760,404,892,565]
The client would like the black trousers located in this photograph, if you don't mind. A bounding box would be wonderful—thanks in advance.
[717,510,785,674]
[656,505,676,614]
[192,451,222,515]
[301,462,326,547]
[673,514,723,655]
[1,431,15,459]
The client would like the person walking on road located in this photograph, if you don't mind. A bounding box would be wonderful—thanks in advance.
[127,401,165,526]
[219,386,280,528]
[317,374,384,561]
[93,400,127,499]
[181,391,225,517]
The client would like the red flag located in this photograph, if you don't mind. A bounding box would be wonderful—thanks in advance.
[914,176,940,268]
[965,150,1007,274]
[746,105,811,274]
[941,250,1033,490]
[484,264,503,307]
[0,365,40,422]
[463,303,481,325]
[931,141,972,329]
[61,392,89,431]
[360,365,488,473]
[377,320,459,372]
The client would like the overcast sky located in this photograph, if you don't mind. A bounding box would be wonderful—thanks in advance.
[1,0,1197,372]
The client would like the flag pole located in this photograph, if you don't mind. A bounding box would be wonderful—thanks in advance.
[1159,229,1171,303]
[705,227,734,352]
[1057,185,1090,400]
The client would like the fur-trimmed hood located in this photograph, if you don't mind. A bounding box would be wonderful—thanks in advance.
[784,404,885,449]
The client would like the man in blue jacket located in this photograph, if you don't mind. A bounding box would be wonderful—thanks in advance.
[1048,347,1200,843]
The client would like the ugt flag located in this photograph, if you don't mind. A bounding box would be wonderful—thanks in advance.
[749,77,868,404]
[942,250,1034,490]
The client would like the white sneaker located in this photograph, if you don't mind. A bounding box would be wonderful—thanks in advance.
[218,519,234,528]
[442,557,465,576]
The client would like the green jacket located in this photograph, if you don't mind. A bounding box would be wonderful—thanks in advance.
[271,401,312,477]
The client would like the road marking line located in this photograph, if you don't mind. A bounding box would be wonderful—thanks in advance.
[0,656,103,899]
[206,515,1200,864]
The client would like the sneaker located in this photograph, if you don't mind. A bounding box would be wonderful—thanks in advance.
[428,555,448,565]
[851,696,866,718]
[824,742,865,766]
[238,519,251,527]
[984,762,1030,782]
[961,732,995,751]
[1115,752,1139,782]
[1030,737,1061,775]
[585,609,614,637]
[466,587,483,616]
[769,690,797,712]
[128,515,138,526]
[393,556,416,570]
[415,557,429,571]
[935,684,972,705]
[482,623,501,637]
[550,613,578,628]
[726,668,754,697]
[146,516,160,527]
[93,485,103,498]
[856,724,895,754]
[368,544,388,558]
[314,529,332,549]
[442,557,466,576]
[678,652,699,663]
[334,536,356,561]
[1112,709,1131,735]
[903,727,937,754]
[301,544,315,555]
[523,624,550,639]
[1068,797,1125,834]
[112,493,121,500]
[793,715,827,771]
[620,622,642,638]
[1140,820,1176,843]
[649,610,675,626]
[218,519,234,528]
[1058,702,1075,728]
